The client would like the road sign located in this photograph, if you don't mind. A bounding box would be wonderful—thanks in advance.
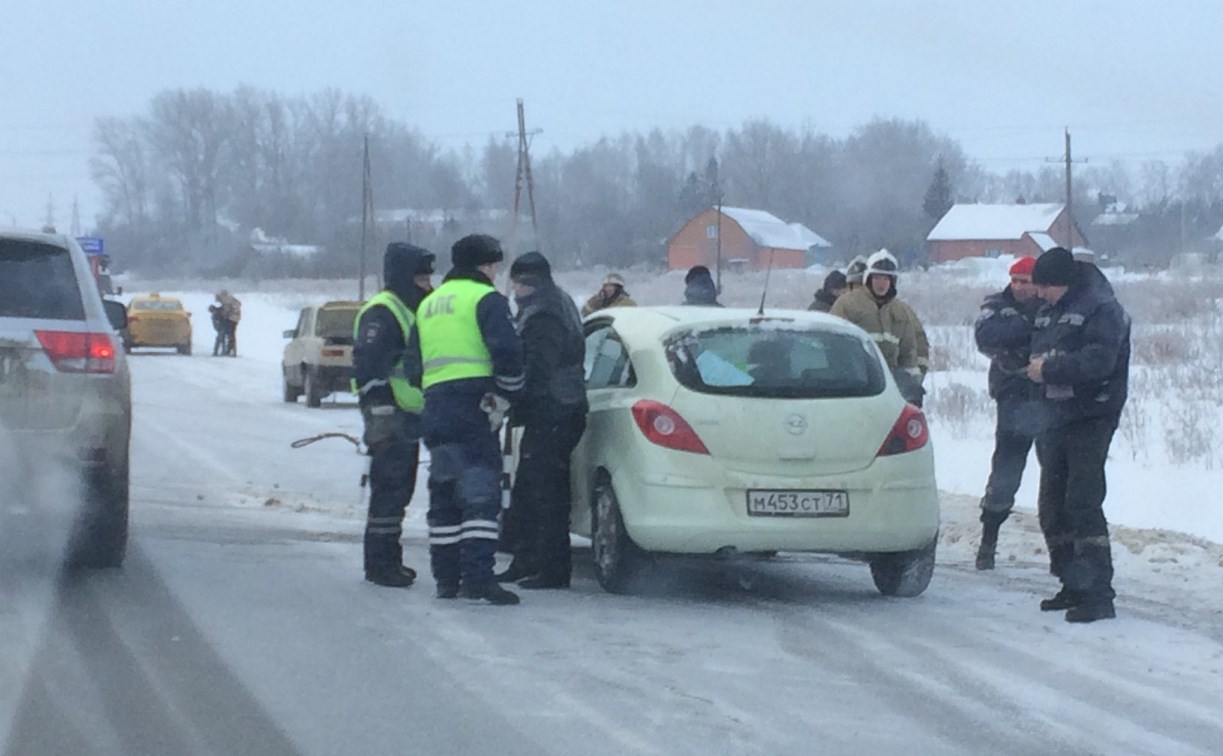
[77,236,105,254]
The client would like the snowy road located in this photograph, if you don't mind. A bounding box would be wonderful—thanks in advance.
[4,332,1223,755]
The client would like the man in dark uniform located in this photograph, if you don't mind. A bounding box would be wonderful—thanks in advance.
[351,243,434,588]
[495,252,588,589]
[415,234,525,605]
[682,265,722,306]
[972,256,1041,569]
[1027,247,1130,623]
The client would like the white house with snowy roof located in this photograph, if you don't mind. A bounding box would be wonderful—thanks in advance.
[926,203,1087,263]
[667,206,831,271]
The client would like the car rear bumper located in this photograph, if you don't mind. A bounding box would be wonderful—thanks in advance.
[612,450,940,554]
[314,364,353,391]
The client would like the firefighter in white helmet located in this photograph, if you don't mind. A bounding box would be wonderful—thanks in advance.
[830,249,929,405]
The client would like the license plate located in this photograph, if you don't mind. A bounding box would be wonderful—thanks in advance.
[747,490,849,517]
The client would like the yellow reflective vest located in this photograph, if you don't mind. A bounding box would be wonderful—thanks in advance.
[417,279,495,390]
[351,291,424,412]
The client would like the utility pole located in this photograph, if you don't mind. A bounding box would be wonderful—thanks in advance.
[1047,127,1086,247]
[71,196,81,237]
[44,194,55,231]
[714,194,724,292]
[359,133,374,300]
[507,98,542,256]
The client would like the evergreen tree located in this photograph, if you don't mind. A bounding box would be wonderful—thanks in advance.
[923,158,954,222]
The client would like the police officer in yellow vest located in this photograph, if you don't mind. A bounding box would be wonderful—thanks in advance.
[414,234,525,605]
[352,243,434,588]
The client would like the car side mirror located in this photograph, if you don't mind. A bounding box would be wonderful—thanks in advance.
[102,299,128,331]
[283,329,296,338]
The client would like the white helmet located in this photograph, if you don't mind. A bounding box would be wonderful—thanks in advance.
[865,249,899,279]
[845,255,869,285]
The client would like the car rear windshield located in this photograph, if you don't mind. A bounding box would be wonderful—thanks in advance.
[664,324,886,399]
[132,300,183,311]
[316,308,358,339]
[0,240,86,320]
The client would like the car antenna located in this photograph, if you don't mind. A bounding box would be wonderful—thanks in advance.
[757,248,776,316]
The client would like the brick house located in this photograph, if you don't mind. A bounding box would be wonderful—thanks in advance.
[926,203,1087,263]
[667,206,830,271]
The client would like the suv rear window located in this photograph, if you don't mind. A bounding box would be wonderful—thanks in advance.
[316,308,359,340]
[132,299,184,311]
[664,325,886,399]
[0,240,86,320]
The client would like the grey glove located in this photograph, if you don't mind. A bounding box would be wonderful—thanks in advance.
[362,404,399,451]
[479,393,511,433]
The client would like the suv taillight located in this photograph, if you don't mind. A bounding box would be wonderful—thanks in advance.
[35,331,117,374]
[631,400,709,454]
[876,405,929,456]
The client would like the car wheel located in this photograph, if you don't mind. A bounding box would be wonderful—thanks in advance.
[869,536,936,597]
[282,373,301,403]
[177,341,192,355]
[591,475,645,593]
[304,366,323,408]
[70,462,130,569]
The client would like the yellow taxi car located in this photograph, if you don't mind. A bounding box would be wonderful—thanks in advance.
[125,293,193,354]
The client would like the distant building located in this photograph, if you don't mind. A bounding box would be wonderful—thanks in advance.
[667,206,831,271]
[926,203,1087,263]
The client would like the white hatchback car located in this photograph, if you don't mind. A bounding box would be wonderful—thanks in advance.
[571,307,939,596]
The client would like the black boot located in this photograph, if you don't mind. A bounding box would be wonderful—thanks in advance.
[1040,588,1080,611]
[1065,601,1115,623]
[494,559,536,583]
[366,567,415,588]
[460,581,520,605]
[435,581,459,599]
[976,514,1003,570]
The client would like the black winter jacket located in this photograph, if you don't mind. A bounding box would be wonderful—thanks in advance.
[1030,263,1130,428]
[514,283,587,425]
[974,286,1040,401]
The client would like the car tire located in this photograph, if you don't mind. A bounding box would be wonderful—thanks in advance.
[70,462,130,569]
[591,475,646,594]
[282,373,301,403]
[177,341,192,356]
[304,366,323,408]
[869,536,936,597]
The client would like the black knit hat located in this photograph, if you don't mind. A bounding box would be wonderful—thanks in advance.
[1032,247,1076,286]
[509,251,552,286]
[821,269,847,293]
[384,243,432,294]
[451,234,504,268]
[685,265,713,284]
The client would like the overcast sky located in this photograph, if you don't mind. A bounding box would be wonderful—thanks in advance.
[2,0,1220,231]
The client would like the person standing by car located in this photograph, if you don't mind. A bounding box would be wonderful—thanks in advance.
[208,302,228,356]
[1027,247,1130,623]
[216,290,241,356]
[972,256,1041,570]
[495,252,588,589]
[581,272,636,317]
[682,265,722,306]
[414,234,525,605]
[808,270,847,312]
[351,243,434,588]
[829,249,926,405]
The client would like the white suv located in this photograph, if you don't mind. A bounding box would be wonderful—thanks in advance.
[282,301,362,407]
[0,229,132,567]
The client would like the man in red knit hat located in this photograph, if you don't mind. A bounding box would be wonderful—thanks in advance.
[971,256,1040,569]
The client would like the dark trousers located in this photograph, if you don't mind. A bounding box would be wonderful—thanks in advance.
[506,411,587,579]
[364,413,420,576]
[1035,416,1118,603]
[980,399,1037,526]
[423,395,502,588]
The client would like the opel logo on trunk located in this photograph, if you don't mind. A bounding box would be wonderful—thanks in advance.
[785,414,808,435]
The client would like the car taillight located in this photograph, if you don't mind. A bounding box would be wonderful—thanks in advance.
[876,405,929,456]
[631,400,709,454]
[127,315,140,323]
[322,348,345,357]
[35,331,117,374]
